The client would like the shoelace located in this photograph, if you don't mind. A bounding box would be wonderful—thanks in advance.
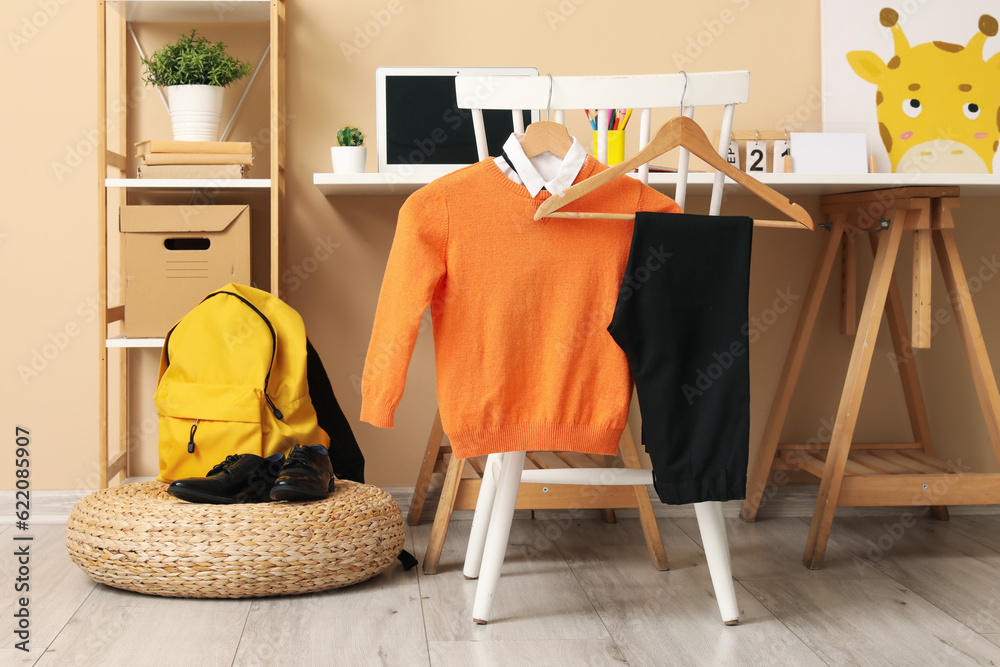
[284,446,316,470]
[206,454,242,477]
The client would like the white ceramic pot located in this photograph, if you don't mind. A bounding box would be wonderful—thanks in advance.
[331,146,367,173]
[167,85,225,142]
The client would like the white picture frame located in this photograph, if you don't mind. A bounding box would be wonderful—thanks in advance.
[821,0,1000,174]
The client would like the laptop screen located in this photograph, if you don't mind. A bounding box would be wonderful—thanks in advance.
[376,67,538,173]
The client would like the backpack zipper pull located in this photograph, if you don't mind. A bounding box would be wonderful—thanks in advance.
[265,394,283,420]
[188,419,199,454]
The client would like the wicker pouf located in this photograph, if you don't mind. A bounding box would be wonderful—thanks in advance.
[65,479,405,598]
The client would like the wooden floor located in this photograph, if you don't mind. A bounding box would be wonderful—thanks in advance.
[5,512,1000,666]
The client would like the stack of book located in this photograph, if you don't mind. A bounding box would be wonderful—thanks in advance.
[135,140,253,179]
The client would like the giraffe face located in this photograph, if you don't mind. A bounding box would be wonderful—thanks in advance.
[847,10,1000,174]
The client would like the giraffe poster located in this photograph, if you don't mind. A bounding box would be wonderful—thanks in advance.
[821,1,1000,174]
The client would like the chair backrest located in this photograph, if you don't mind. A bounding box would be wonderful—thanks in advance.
[454,71,750,212]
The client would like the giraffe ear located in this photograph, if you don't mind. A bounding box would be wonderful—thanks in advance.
[988,50,1000,70]
[847,50,886,83]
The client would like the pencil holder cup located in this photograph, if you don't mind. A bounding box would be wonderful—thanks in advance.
[593,130,625,166]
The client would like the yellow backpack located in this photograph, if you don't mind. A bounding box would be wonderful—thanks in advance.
[154,284,331,482]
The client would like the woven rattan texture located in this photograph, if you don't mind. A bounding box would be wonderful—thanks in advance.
[66,480,405,598]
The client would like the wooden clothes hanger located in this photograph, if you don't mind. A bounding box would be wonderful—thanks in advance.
[517,73,574,159]
[533,115,814,230]
[519,121,573,158]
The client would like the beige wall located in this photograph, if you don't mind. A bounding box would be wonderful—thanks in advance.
[3,0,998,491]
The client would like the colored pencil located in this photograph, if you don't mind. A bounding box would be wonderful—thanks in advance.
[621,108,632,129]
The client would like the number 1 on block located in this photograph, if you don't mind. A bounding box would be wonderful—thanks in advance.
[772,139,790,173]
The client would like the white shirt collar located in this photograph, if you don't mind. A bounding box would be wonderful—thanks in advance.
[495,132,587,197]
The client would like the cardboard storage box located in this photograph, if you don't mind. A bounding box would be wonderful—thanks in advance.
[120,205,251,337]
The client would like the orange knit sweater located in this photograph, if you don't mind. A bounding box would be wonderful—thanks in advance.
[361,156,681,459]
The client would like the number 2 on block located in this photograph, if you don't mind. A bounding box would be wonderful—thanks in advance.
[746,140,767,173]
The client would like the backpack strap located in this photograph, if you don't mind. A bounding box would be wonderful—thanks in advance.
[397,549,418,571]
[306,338,366,483]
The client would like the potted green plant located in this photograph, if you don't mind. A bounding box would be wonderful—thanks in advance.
[332,125,367,173]
[141,29,254,141]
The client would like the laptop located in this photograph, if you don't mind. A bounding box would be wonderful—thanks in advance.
[375,66,539,173]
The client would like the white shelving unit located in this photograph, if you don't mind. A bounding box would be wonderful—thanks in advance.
[105,336,165,348]
[106,178,271,189]
[314,170,1000,198]
[313,172,433,196]
[111,0,270,23]
[98,0,286,488]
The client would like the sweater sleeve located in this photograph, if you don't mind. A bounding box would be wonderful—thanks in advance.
[360,186,449,427]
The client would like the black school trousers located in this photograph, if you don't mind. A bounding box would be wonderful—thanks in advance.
[608,211,752,505]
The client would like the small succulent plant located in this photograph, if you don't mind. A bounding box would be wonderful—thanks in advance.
[336,125,365,147]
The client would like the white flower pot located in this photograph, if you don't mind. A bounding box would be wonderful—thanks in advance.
[331,146,367,173]
[167,85,225,142]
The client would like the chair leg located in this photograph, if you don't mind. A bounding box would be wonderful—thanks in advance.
[422,452,464,575]
[407,410,445,526]
[714,501,731,556]
[463,453,503,580]
[694,501,739,625]
[472,450,526,625]
[619,426,669,570]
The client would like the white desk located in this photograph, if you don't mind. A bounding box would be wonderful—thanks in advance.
[314,171,1000,198]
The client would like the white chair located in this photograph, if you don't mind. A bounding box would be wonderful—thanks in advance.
[454,72,749,626]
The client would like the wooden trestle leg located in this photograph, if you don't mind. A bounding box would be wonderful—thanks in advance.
[803,214,905,569]
[741,215,847,521]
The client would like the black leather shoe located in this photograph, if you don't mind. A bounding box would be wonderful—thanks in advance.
[168,453,285,504]
[269,445,335,501]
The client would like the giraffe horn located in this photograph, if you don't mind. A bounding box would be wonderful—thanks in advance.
[967,15,998,57]
[880,7,910,53]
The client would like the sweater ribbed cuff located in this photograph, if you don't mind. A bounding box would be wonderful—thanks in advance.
[360,396,398,428]
[449,423,624,459]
